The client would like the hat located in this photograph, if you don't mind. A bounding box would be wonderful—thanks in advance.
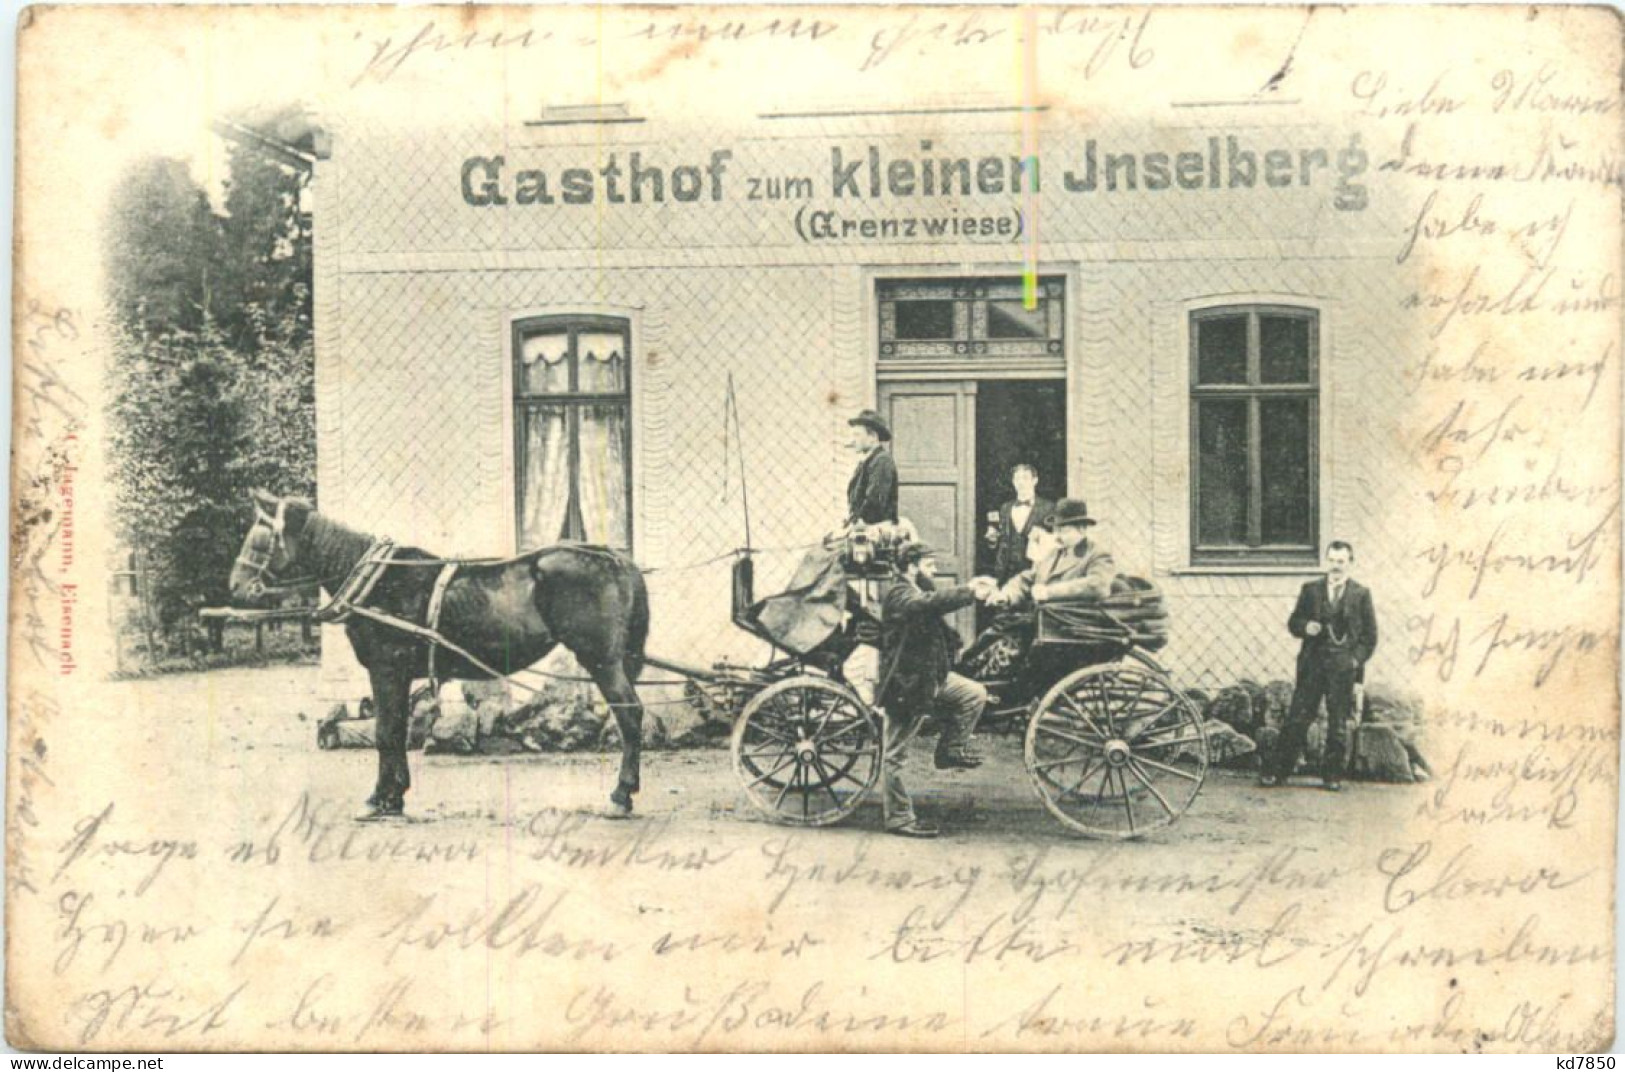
[848,409,892,442]
[1045,498,1098,529]
[896,540,936,568]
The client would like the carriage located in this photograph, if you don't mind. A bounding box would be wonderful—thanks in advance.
[686,536,1211,840]
[233,493,1208,835]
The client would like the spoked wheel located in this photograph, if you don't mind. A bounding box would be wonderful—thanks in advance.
[1024,661,1208,839]
[731,675,883,826]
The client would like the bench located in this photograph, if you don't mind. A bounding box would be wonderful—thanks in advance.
[198,606,316,654]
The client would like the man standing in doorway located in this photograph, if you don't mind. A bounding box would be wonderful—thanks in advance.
[1261,540,1379,792]
[846,409,899,526]
[988,463,1056,583]
[878,541,997,838]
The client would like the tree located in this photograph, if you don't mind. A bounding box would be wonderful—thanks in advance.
[104,114,317,655]
[102,158,222,339]
[217,106,314,353]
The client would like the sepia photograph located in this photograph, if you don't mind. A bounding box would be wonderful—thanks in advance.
[6,3,1620,1053]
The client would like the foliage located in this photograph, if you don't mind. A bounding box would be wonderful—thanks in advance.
[105,105,317,654]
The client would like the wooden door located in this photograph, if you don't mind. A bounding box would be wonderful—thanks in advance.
[878,381,977,641]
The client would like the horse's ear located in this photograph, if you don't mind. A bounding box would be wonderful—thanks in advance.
[249,488,278,512]
[281,499,312,537]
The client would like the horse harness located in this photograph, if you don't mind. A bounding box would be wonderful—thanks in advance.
[307,540,651,703]
[312,541,478,694]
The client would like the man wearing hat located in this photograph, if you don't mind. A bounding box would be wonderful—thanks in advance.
[996,498,1119,607]
[877,540,999,838]
[846,409,899,526]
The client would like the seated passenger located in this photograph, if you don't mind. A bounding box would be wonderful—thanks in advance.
[993,498,1118,608]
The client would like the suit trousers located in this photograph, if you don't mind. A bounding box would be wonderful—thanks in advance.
[884,673,987,828]
[1269,658,1358,781]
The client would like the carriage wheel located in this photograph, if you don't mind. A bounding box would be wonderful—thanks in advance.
[1024,661,1208,839]
[732,676,882,827]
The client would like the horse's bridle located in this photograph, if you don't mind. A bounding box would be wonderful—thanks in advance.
[236,500,319,599]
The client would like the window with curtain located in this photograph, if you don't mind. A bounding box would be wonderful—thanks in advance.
[513,315,632,550]
[1190,305,1319,565]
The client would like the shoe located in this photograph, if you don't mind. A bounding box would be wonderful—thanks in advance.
[1323,780,1343,792]
[886,819,940,839]
[1258,774,1280,788]
[934,748,984,770]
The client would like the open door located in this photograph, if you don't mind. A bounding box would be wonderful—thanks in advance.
[878,381,977,641]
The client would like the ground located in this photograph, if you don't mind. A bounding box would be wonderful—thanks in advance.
[140,665,1414,844]
[32,664,1580,1053]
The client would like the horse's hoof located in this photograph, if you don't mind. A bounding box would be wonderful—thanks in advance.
[607,790,635,819]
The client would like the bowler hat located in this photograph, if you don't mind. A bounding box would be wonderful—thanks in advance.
[848,409,892,442]
[1045,498,1098,528]
[896,540,935,568]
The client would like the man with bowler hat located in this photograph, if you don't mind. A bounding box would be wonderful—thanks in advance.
[995,498,1118,607]
[846,409,899,526]
[877,541,998,838]
[1261,540,1379,792]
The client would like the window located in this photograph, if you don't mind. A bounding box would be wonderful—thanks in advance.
[513,315,631,550]
[1189,305,1318,564]
[877,277,1065,375]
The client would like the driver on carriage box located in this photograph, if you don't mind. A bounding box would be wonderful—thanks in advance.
[876,541,999,839]
[992,498,1118,608]
[845,409,899,527]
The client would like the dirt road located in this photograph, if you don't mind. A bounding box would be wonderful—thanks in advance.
[20,665,1597,1053]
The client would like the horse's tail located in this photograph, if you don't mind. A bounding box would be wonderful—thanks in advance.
[624,567,650,682]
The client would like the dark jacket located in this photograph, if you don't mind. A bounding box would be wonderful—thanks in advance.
[993,496,1056,582]
[879,573,975,714]
[1288,578,1378,680]
[847,446,899,525]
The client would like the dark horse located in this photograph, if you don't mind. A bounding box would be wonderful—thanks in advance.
[228,491,650,820]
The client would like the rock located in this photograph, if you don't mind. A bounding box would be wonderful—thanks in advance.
[1236,678,1267,718]
[1303,714,1327,765]
[1205,686,1255,736]
[1200,720,1257,767]
[1352,724,1416,783]
[408,688,438,750]
[1364,683,1423,729]
[1262,680,1295,728]
[1254,724,1280,763]
[671,719,733,749]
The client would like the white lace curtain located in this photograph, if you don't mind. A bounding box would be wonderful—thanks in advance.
[516,326,631,549]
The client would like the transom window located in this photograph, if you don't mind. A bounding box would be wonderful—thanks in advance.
[1190,305,1319,564]
[513,315,631,550]
[878,277,1065,364]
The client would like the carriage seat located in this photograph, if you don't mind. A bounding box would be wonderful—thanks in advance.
[1034,576,1169,652]
[731,554,775,645]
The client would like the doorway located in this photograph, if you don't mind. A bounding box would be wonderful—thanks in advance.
[974,381,1067,577]
[878,378,1067,641]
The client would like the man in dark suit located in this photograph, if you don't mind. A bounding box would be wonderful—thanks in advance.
[877,541,998,838]
[1261,540,1379,791]
[846,409,899,526]
[987,463,1056,583]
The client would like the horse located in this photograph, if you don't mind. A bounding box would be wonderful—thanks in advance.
[228,490,650,820]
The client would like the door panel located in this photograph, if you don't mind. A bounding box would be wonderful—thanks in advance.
[879,381,977,642]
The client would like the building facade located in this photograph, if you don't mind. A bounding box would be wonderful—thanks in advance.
[311,111,1415,697]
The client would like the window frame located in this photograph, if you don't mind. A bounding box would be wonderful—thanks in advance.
[511,313,634,550]
[876,275,1067,378]
[1188,303,1320,566]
